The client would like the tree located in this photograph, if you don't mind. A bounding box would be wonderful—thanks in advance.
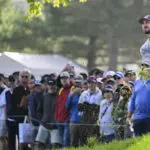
[26,0,87,20]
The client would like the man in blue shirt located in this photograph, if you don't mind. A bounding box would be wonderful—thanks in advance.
[66,75,84,147]
[128,66,150,136]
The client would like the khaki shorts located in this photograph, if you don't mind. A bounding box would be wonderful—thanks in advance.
[35,125,61,144]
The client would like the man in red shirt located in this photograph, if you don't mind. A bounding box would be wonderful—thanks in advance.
[55,71,74,147]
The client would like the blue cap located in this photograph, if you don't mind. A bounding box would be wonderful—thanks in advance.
[114,72,124,78]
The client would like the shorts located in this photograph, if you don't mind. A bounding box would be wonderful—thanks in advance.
[35,125,61,144]
[0,120,7,137]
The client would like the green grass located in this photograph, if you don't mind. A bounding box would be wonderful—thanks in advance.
[63,134,150,150]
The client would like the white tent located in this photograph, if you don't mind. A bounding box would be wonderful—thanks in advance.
[0,52,87,78]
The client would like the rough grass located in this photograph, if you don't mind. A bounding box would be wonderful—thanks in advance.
[62,134,150,150]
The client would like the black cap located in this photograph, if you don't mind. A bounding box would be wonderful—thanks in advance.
[124,70,136,77]
[8,75,15,82]
[41,74,51,83]
[139,15,150,24]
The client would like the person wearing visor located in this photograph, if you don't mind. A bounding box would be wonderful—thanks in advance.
[55,71,74,147]
[66,75,84,147]
[99,85,115,143]
[139,15,150,64]
[78,76,102,144]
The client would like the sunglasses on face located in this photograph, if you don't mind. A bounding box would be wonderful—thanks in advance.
[114,77,121,80]
[22,75,28,79]
[104,90,112,93]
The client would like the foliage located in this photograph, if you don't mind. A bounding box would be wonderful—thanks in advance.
[26,0,87,20]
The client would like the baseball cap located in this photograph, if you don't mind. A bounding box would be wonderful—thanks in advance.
[139,15,150,24]
[60,71,70,78]
[74,75,83,83]
[114,72,124,79]
[103,71,115,78]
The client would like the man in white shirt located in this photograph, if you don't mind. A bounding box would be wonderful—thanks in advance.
[78,76,102,144]
[99,85,115,143]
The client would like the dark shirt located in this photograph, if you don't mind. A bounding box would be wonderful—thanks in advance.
[28,91,44,126]
[10,85,30,122]
[41,92,57,129]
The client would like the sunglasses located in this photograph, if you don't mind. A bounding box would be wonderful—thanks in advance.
[104,90,112,93]
[114,77,121,80]
[22,75,28,79]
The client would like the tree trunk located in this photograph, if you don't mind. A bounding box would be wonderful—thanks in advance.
[108,31,118,70]
[87,36,97,70]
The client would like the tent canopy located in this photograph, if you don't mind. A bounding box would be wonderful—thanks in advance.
[0,52,87,78]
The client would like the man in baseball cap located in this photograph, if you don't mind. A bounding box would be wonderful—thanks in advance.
[139,15,150,66]
[139,15,150,24]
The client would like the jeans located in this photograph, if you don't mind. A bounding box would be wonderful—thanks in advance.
[133,118,150,136]
[56,122,70,147]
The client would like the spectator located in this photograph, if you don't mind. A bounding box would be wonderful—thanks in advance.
[28,80,44,145]
[55,71,74,147]
[8,70,31,150]
[113,85,132,139]
[0,76,9,149]
[78,76,102,144]
[112,72,126,104]
[35,78,61,149]
[6,75,16,150]
[99,85,115,143]
[28,81,43,126]
[66,75,84,147]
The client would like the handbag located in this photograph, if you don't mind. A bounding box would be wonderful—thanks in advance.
[19,116,34,144]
